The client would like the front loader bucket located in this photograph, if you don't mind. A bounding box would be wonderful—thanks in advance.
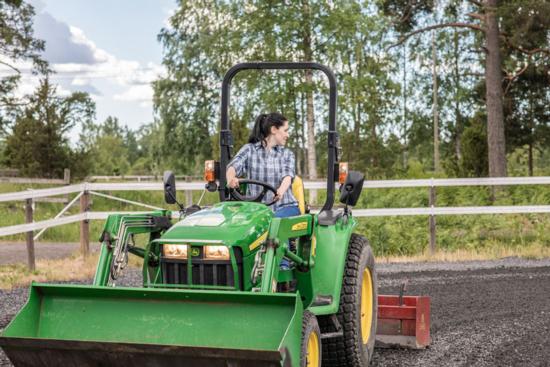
[0,284,303,367]
[375,295,431,349]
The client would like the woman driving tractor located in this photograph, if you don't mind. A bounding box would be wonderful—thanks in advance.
[226,112,300,218]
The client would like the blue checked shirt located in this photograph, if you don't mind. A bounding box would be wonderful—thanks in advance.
[228,142,298,211]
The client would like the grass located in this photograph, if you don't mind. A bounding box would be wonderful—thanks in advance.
[377,243,550,263]
[0,253,99,290]
[0,249,143,290]
[1,181,549,288]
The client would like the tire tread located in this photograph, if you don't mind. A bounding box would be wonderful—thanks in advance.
[320,234,377,366]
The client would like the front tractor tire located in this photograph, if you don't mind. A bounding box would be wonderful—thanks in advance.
[321,234,378,366]
[301,311,322,367]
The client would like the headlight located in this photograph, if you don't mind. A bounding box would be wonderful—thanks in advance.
[204,246,230,260]
[163,244,188,259]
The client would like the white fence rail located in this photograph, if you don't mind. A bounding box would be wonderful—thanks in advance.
[2,176,550,203]
[0,176,548,269]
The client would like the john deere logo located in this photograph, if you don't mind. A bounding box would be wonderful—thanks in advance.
[191,247,200,257]
[291,222,308,231]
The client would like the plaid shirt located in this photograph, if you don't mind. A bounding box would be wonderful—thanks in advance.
[228,142,298,211]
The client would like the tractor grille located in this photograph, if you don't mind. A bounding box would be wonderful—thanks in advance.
[161,247,243,290]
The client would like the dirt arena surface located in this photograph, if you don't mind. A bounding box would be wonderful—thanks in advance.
[1,258,549,366]
[0,242,100,265]
[373,260,550,367]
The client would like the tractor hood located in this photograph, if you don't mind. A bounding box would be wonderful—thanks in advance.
[160,202,273,251]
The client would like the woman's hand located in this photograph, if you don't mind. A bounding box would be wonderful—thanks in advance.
[274,188,285,202]
[228,176,240,188]
[226,167,240,188]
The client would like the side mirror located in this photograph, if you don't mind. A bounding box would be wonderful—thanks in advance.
[163,171,177,204]
[339,171,364,206]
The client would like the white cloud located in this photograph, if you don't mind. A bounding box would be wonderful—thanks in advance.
[114,85,154,103]
[68,26,109,63]
[1,5,168,130]
[49,26,164,87]
[1,24,165,103]
[34,12,99,64]
[71,77,88,86]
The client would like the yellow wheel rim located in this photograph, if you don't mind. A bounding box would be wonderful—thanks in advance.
[361,267,374,344]
[306,330,320,367]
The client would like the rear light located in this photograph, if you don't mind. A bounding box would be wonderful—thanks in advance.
[339,162,348,184]
[204,160,216,182]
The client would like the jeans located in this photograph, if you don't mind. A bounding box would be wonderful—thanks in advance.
[274,205,300,270]
[274,205,301,218]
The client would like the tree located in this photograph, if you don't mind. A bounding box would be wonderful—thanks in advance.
[155,0,396,181]
[154,0,237,174]
[483,0,506,177]
[0,0,48,130]
[384,0,550,177]
[504,64,550,176]
[459,112,488,176]
[385,0,506,174]
[80,116,133,175]
[500,0,550,175]
[4,78,95,177]
[127,121,165,175]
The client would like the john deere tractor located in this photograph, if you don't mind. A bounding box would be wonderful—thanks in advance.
[0,62,378,366]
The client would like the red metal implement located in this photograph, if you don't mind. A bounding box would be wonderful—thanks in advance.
[376,295,431,349]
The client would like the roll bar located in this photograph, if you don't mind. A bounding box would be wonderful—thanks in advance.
[219,62,339,212]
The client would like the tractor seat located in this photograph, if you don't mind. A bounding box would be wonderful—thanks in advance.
[291,176,307,215]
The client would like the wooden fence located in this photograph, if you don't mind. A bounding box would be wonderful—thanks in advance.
[0,176,549,270]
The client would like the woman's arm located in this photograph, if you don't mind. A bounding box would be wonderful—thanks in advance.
[226,166,239,188]
[276,176,292,200]
[226,144,250,188]
[276,149,296,201]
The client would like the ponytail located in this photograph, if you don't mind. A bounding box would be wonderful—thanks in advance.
[248,112,287,144]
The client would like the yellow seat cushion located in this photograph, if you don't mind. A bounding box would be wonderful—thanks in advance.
[292,176,306,215]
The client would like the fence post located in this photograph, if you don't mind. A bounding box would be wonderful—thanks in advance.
[309,175,318,206]
[80,191,90,257]
[25,198,36,271]
[185,177,193,206]
[429,185,436,255]
[63,168,70,184]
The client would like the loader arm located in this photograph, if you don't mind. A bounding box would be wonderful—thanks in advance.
[93,211,172,286]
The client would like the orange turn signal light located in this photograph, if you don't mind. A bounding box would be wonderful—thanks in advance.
[338,162,348,184]
[204,160,216,182]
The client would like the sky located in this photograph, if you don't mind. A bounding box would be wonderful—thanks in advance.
[6,0,177,140]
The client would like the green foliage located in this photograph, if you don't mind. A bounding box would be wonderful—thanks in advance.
[80,117,130,175]
[381,0,434,33]
[3,78,95,178]
[0,0,547,184]
[457,115,488,177]
[153,0,399,178]
[153,0,235,174]
[2,181,548,257]
[0,0,48,130]
[499,0,550,53]
[355,184,550,256]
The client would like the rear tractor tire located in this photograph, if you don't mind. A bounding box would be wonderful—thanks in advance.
[321,234,378,366]
[301,311,322,367]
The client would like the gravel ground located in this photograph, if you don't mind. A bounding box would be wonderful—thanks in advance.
[372,260,550,367]
[1,258,549,366]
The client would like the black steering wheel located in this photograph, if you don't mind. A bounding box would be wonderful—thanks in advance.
[229,179,278,206]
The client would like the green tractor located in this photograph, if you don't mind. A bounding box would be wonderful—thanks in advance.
[0,62,379,366]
